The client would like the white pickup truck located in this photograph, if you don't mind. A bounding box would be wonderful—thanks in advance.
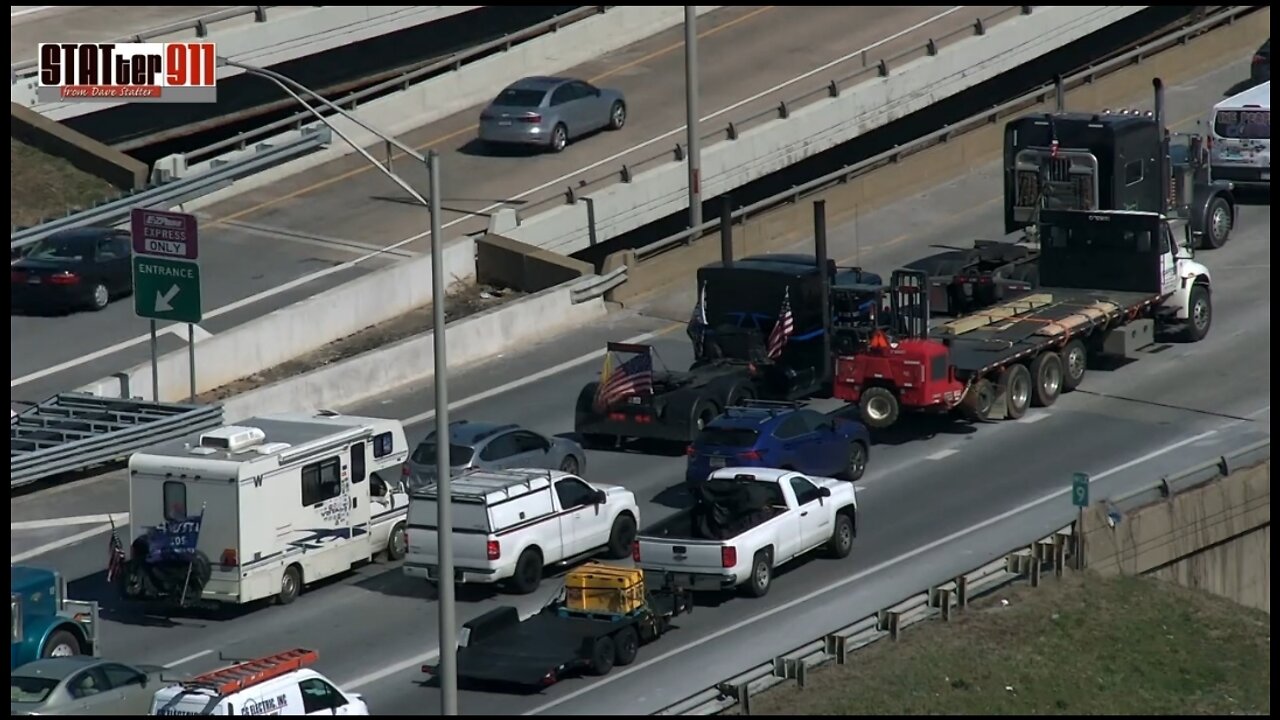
[635,467,858,598]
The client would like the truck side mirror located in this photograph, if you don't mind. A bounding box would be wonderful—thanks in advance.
[1182,225,1195,256]
[594,490,608,505]
[819,486,832,498]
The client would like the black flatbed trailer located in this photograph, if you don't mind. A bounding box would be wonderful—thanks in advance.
[425,588,692,688]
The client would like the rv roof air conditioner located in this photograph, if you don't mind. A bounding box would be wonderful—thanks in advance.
[199,426,268,453]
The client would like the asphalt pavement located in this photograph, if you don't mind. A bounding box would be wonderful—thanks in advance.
[10,57,1269,715]
[10,5,980,406]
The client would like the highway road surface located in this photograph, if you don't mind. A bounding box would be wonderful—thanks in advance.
[9,6,233,63]
[10,5,989,407]
[11,58,1269,715]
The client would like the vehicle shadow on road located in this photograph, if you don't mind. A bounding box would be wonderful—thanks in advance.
[867,415,979,447]
[354,564,504,605]
[70,570,259,629]
[456,139,545,158]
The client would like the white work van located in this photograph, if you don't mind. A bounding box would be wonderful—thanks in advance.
[126,411,410,608]
[150,648,368,716]
[636,467,858,598]
[1209,81,1270,188]
[404,468,640,594]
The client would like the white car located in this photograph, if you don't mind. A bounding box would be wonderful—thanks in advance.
[404,468,640,594]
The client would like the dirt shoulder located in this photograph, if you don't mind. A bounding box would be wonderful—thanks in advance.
[11,139,118,228]
[731,571,1270,716]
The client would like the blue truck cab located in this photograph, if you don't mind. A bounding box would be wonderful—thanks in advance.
[10,565,99,669]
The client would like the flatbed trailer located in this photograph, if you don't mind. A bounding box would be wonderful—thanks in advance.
[424,582,692,688]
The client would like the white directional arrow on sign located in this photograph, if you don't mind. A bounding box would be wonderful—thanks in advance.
[155,285,180,312]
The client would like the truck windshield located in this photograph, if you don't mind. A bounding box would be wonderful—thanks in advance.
[1214,109,1270,140]
[412,443,475,466]
[11,676,59,704]
[695,428,760,448]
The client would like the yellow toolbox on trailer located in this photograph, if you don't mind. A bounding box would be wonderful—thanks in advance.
[564,562,646,615]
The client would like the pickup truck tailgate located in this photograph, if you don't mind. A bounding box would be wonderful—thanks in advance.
[637,537,727,575]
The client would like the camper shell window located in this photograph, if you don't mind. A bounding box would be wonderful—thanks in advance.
[373,431,395,458]
[164,481,187,521]
[302,457,343,506]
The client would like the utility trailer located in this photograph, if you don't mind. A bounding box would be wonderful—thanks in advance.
[574,244,885,446]
[423,564,692,688]
[836,209,1213,428]
[907,77,1237,316]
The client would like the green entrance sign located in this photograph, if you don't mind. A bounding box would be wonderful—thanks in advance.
[133,256,203,324]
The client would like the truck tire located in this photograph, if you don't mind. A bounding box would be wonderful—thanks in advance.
[959,379,996,421]
[386,522,408,561]
[612,626,640,666]
[998,364,1032,420]
[1059,339,1087,392]
[589,635,617,675]
[744,551,773,598]
[42,629,82,658]
[838,440,869,482]
[510,549,543,595]
[858,386,900,429]
[1028,351,1063,407]
[691,397,720,434]
[605,514,637,559]
[277,564,302,606]
[826,513,855,559]
[1199,196,1232,249]
[1180,284,1212,343]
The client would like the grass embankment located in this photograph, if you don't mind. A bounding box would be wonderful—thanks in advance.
[736,572,1270,716]
[11,139,117,228]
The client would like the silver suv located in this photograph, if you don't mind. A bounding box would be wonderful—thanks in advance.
[404,420,587,490]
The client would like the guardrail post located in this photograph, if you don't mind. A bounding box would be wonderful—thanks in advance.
[778,101,789,120]
[926,39,938,56]
[727,122,739,140]
[620,164,632,183]
[584,197,599,247]
[827,80,839,98]
[876,609,902,640]
[974,17,986,36]
[824,634,850,664]
[1052,532,1067,577]
[1073,517,1086,570]
[254,6,267,22]
[956,573,968,608]
[929,584,956,621]
[112,372,132,400]
[796,659,808,689]
[1020,6,1032,15]
[384,140,393,172]
[564,186,576,205]
[195,19,209,37]
[877,59,889,78]
[674,144,685,162]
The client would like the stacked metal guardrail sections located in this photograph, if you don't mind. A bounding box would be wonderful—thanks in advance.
[10,393,224,489]
[653,440,1270,715]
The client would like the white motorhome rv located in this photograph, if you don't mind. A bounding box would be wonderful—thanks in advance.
[126,411,410,608]
[1209,81,1270,188]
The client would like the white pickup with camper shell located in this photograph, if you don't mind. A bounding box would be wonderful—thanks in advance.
[635,467,858,598]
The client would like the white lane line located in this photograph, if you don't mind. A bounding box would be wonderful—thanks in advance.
[345,650,441,691]
[10,6,54,19]
[12,512,129,531]
[163,649,214,669]
[11,523,115,563]
[925,448,959,461]
[1022,412,1052,424]
[522,428,1222,715]
[10,7,965,391]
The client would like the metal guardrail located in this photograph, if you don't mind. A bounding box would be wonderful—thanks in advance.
[10,125,330,250]
[10,393,225,489]
[629,4,1257,263]
[183,6,609,165]
[656,439,1271,715]
[11,6,286,76]
[569,266,629,304]
[514,6,1029,221]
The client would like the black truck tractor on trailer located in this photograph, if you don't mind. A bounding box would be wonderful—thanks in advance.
[908,77,1237,316]
[575,220,888,446]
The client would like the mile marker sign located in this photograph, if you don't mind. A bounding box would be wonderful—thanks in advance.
[132,208,203,324]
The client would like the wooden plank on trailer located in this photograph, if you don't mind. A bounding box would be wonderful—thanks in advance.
[938,294,1057,336]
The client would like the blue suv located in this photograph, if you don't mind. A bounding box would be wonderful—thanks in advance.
[685,401,871,486]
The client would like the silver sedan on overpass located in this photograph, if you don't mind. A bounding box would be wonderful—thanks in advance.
[477,76,628,153]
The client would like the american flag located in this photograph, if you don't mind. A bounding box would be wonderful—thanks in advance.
[766,287,795,360]
[594,351,654,409]
[106,525,126,584]
[687,281,709,356]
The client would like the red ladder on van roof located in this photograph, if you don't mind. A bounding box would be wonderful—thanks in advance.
[185,649,319,695]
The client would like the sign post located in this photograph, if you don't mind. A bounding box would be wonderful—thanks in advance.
[131,208,202,402]
[1071,472,1090,570]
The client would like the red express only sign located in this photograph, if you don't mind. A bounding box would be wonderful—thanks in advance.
[37,42,217,103]
[132,208,200,260]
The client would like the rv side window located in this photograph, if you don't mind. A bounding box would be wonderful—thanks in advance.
[350,442,366,484]
[1124,160,1143,186]
[302,457,343,506]
[373,432,395,458]
[164,481,187,522]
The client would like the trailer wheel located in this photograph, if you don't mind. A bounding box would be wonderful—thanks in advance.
[998,364,1032,420]
[277,565,302,606]
[858,386,900,429]
[1059,339,1087,392]
[589,635,617,675]
[42,629,82,658]
[1028,352,1063,407]
[613,626,640,666]
[959,379,996,421]
[744,551,773,598]
[1180,284,1212,343]
[510,549,544,595]
[826,512,855,559]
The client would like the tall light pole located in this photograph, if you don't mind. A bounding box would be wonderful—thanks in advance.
[224,59,458,715]
[684,6,702,240]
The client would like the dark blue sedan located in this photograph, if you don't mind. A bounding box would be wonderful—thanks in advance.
[685,402,870,486]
